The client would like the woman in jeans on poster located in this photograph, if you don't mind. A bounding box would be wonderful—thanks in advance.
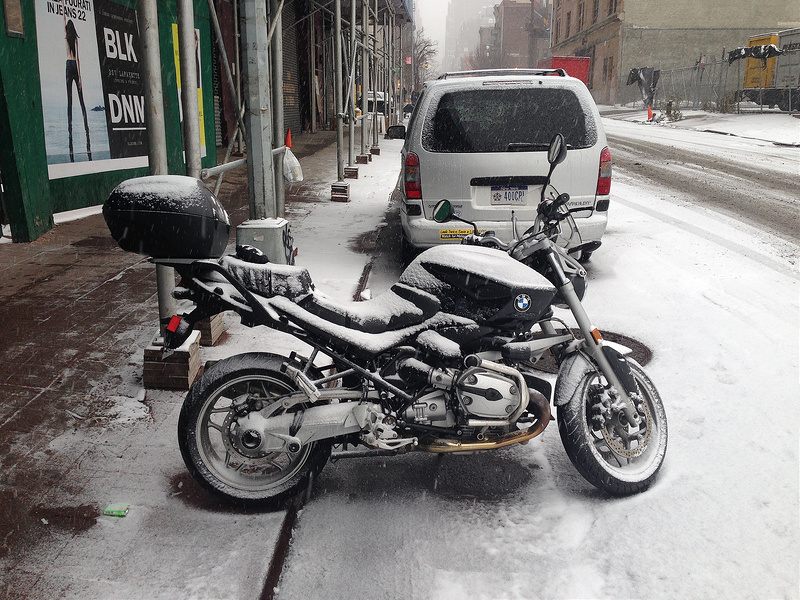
[63,11,92,162]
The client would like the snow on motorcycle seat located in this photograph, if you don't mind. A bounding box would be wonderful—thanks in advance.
[104,176,231,258]
[219,255,314,302]
[219,256,441,333]
[298,283,441,334]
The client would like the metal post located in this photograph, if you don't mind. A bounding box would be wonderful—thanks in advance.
[372,0,378,147]
[335,0,345,181]
[347,0,356,165]
[270,0,285,217]
[138,0,173,334]
[310,13,317,133]
[384,11,389,129]
[360,0,368,155]
[390,13,396,125]
[234,0,242,153]
[177,0,201,178]
[242,0,276,220]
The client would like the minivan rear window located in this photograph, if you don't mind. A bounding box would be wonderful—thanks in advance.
[422,87,596,153]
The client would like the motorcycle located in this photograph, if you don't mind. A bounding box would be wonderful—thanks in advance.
[104,135,667,508]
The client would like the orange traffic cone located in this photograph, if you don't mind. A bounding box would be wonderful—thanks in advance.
[285,129,292,149]
[647,105,654,120]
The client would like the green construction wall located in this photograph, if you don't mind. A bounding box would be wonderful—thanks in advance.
[0,0,216,242]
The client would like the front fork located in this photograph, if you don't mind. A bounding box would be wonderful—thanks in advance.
[541,249,642,427]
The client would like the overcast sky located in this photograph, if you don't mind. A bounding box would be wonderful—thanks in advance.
[415,0,448,54]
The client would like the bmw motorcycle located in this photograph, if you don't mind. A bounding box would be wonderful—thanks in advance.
[104,136,667,508]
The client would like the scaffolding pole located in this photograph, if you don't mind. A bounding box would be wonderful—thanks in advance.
[334,0,345,181]
[270,0,285,217]
[242,0,276,220]
[137,0,173,335]
[177,0,201,179]
[360,0,368,155]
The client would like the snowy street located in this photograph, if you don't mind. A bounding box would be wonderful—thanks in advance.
[274,113,800,599]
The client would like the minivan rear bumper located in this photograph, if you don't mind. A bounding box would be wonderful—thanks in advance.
[401,207,608,250]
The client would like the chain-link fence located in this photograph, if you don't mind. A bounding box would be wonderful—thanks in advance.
[619,48,800,115]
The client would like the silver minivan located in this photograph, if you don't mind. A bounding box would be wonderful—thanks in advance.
[388,69,611,261]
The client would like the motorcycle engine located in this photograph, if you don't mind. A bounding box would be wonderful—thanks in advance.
[400,360,524,426]
[455,366,523,419]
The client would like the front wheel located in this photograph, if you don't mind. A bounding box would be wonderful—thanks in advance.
[178,353,331,509]
[557,357,667,495]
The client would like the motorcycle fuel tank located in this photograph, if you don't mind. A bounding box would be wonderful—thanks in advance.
[399,245,557,329]
[104,175,231,258]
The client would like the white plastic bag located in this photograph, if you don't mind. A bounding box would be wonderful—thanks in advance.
[283,148,303,182]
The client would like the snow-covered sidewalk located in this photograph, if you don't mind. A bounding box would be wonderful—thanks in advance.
[0,135,405,600]
[600,103,800,146]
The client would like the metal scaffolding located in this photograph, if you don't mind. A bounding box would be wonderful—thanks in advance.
[139,0,412,259]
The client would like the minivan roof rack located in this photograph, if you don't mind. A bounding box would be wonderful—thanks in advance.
[437,69,567,79]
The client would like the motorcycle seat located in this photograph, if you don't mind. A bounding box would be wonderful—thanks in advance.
[220,255,314,302]
[299,283,441,334]
[219,255,441,334]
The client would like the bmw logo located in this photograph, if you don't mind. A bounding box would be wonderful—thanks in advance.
[514,294,531,312]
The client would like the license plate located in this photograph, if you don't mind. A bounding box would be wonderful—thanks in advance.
[490,186,528,206]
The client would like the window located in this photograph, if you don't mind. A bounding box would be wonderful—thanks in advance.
[566,12,571,38]
[555,19,561,43]
[607,0,617,16]
[578,3,585,31]
[592,0,599,23]
[422,88,596,153]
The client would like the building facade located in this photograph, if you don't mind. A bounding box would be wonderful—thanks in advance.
[551,0,800,104]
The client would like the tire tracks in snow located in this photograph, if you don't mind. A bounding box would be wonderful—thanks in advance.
[607,132,800,246]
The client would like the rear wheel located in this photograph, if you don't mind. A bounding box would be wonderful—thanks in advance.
[178,353,331,508]
[557,357,667,495]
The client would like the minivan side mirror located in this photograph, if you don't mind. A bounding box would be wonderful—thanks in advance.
[386,125,406,140]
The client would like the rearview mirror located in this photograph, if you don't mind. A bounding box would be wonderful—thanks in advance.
[386,125,406,140]
[547,133,567,166]
[432,199,453,223]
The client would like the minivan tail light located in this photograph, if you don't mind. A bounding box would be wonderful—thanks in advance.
[404,152,422,199]
[596,147,612,196]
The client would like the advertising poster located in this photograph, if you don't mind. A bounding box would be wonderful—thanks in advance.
[35,0,148,179]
